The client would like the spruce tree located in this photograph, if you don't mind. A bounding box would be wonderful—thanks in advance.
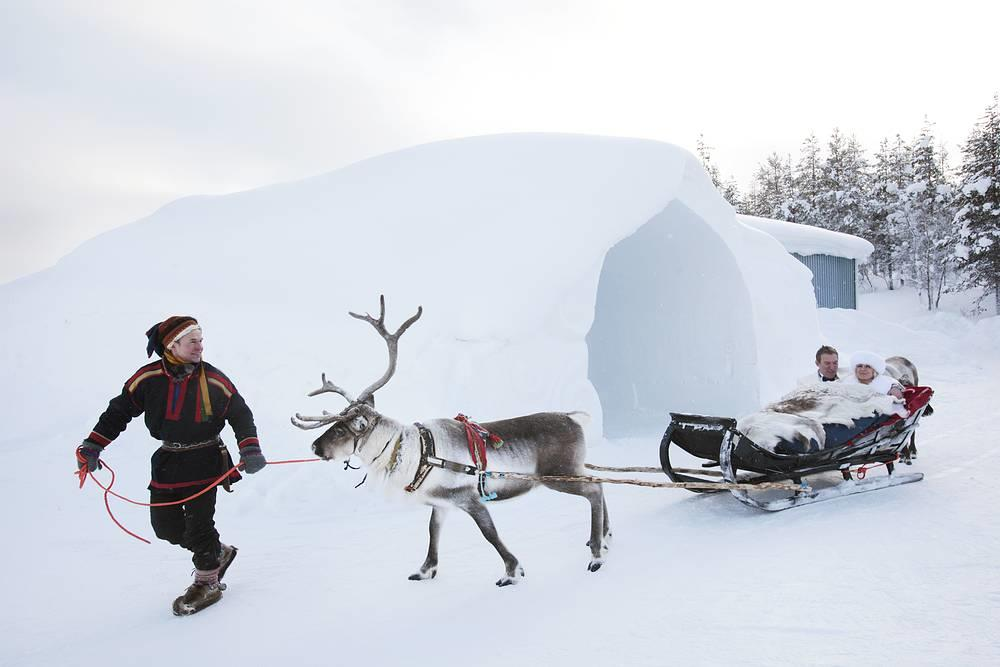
[818,128,869,234]
[696,134,723,189]
[748,152,794,219]
[696,134,742,208]
[954,94,1000,314]
[790,132,823,226]
[896,118,959,309]
[867,135,912,288]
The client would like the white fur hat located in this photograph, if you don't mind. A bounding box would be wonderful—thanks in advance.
[850,351,886,375]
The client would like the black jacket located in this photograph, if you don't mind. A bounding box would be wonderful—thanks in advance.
[85,359,259,490]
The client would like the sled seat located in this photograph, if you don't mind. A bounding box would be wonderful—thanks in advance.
[659,386,934,489]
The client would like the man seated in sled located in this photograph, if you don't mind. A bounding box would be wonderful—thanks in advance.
[797,345,841,386]
[740,368,909,455]
[798,351,908,452]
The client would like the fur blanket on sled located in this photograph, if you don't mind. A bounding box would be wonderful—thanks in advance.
[738,383,909,452]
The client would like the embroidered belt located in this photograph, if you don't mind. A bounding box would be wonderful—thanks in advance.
[160,436,223,452]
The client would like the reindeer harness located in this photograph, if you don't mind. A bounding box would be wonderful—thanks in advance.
[405,416,504,500]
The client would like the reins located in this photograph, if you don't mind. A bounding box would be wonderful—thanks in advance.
[482,468,806,492]
[78,450,807,544]
[76,457,322,543]
[345,418,394,488]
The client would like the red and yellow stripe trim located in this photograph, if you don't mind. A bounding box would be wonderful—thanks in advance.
[127,365,165,393]
[205,371,235,398]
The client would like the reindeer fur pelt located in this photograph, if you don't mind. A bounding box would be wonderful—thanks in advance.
[738,383,908,451]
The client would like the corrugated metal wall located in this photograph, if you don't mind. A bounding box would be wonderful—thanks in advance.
[792,253,857,309]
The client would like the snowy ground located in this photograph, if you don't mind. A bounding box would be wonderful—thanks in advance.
[2,286,997,666]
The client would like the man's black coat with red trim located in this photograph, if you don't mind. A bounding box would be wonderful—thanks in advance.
[84,360,259,490]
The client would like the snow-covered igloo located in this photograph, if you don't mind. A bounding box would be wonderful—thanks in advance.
[0,133,820,442]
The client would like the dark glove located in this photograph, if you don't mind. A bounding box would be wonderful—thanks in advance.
[77,441,103,473]
[239,445,267,474]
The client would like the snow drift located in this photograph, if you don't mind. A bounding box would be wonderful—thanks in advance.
[0,133,819,442]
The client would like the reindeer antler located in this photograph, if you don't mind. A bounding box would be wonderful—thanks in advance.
[291,410,343,430]
[307,372,356,403]
[290,296,421,430]
[349,294,423,404]
[290,373,357,430]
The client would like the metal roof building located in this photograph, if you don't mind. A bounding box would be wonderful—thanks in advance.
[738,215,874,309]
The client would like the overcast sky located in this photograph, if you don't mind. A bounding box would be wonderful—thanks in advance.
[2,1,997,284]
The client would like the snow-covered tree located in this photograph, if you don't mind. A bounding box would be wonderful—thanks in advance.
[954,94,1000,314]
[696,134,742,208]
[787,133,823,226]
[865,135,912,289]
[746,152,793,219]
[818,128,869,235]
[696,134,722,186]
[894,119,959,310]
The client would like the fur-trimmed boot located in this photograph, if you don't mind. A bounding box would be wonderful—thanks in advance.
[172,567,222,616]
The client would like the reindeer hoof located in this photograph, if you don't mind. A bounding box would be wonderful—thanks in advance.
[408,567,437,581]
[588,558,604,572]
[496,566,525,587]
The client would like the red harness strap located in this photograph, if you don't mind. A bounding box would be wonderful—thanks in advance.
[454,414,504,501]
[454,414,503,470]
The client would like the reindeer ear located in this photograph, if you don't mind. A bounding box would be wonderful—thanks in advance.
[363,394,375,408]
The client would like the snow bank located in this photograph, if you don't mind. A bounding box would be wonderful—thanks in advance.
[0,133,818,444]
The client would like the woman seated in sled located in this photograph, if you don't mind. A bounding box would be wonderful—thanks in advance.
[845,351,904,399]
[745,353,909,455]
[788,351,906,452]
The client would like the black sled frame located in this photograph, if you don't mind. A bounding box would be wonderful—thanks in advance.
[658,387,934,511]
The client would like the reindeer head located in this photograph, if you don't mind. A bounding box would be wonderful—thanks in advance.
[302,396,381,461]
[292,295,422,462]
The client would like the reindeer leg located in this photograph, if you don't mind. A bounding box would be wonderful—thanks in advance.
[459,500,523,587]
[409,506,447,581]
[602,495,612,541]
[586,494,612,546]
[543,480,608,571]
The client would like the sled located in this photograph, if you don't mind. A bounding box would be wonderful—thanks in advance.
[658,386,934,511]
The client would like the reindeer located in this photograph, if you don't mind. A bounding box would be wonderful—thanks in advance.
[885,356,920,388]
[885,355,932,459]
[292,297,610,586]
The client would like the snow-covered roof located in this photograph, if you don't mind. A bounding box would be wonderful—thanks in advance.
[738,214,874,261]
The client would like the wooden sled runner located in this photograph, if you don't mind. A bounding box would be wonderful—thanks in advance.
[659,386,934,511]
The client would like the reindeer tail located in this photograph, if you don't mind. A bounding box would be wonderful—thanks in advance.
[566,411,592,428]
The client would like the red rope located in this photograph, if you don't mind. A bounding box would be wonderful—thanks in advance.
[853,455,900,480]
[76,457,322,543]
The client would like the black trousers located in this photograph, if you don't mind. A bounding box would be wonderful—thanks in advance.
[149,487,222,570]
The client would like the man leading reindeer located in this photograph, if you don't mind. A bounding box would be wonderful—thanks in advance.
[77,316,267,615]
